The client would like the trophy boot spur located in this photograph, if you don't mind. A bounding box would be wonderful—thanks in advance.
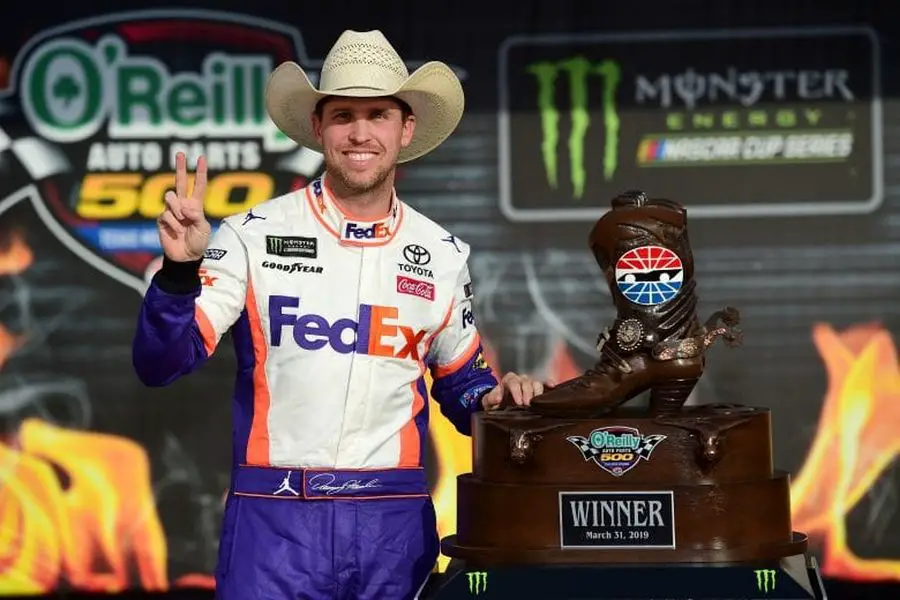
[529,190,742,417]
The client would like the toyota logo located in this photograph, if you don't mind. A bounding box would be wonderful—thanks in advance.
[403,244,431,265]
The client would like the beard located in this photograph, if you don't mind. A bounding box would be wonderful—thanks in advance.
[325,156,395,196]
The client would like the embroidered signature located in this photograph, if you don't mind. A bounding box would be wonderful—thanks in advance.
[307,473,381,496]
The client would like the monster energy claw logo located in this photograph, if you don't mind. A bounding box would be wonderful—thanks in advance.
[754,569,776,593]
[466,571,487,595]
[528,56,621,200]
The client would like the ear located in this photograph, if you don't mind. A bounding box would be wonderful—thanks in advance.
[399,114,416,148]
[311,112,324,144]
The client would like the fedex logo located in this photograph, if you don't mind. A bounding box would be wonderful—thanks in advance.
[343,221,389,240]
[268,295,426,361]
[199,269,217,287]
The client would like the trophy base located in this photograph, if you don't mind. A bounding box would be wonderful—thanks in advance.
[429,549,827,599]
[441,531,809,566]
[450,469,800,562]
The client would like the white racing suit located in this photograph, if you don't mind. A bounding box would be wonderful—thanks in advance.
[132,173,498,599]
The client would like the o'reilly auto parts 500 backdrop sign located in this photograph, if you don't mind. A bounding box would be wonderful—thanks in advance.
[0,10,328,293]
[0,11,464,294]
[499,26,881,221]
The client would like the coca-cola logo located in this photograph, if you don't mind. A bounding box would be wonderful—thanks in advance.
[396,276,435,302]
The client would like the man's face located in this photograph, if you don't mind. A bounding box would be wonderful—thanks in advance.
[311,97,416,194]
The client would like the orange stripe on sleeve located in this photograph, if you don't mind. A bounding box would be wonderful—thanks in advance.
[194,306,217,357]
[244,279,272,466]
[433,333,481,379]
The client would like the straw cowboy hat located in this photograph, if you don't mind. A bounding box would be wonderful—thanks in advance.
[265,30,465,163]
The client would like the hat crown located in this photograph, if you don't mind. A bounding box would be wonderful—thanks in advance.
[319,30,410,94]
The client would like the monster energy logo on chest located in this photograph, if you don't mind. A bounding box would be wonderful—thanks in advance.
[265,235,318,258]
[527,57,621,200]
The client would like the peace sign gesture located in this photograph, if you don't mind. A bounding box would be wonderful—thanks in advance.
[157,152,211,262]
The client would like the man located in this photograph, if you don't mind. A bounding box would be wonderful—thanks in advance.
[132,30,543,600]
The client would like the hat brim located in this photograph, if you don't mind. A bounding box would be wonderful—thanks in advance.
[265,61,464,163]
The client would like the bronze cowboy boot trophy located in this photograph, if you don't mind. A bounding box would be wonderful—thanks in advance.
[529,190,741,416]
[439,191,819,597]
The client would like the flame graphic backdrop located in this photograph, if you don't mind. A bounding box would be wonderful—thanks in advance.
[3,228,900,592]
[1,0,900,595]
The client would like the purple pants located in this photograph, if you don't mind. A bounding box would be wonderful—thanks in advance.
[214,466,439,600]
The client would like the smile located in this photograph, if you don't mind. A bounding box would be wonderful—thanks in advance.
[345,151,379,165]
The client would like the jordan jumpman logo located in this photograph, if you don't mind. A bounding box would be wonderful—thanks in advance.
[274,471,300,496]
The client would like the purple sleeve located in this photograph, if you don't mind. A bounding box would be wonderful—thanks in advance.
[427,257,498,436]
[429,340,498,436]
[132,266,210,387]
[132,222,248,386]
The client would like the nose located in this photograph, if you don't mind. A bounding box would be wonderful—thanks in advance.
[348,118,372,144]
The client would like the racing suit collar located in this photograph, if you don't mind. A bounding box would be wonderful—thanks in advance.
[306,171,404,247]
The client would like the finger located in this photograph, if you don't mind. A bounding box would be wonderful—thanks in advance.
[174,152,187,198]
[158,210,185,238]
[481,388,500,410]
[181,201,206,224]
[192,155,208,202]
[520,377,536,405]
[164,190,184,220]
[523,380,544,406]
[508,379,524,405]
[501,372,523,405]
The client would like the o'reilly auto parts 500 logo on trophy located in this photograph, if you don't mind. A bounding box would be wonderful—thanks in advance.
[567,426,666,476]
[498,26,881,222]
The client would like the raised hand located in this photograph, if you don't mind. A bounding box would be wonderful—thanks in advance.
[157,152,211,262]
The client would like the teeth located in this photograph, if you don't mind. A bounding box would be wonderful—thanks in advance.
[348,152,375,161]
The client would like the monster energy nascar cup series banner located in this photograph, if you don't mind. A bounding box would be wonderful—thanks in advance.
[498,26,880,222]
